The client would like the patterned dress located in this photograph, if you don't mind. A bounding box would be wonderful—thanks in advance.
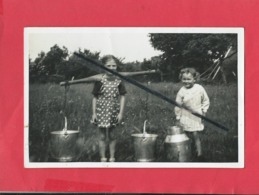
[92,76,126,128]
[175,84,210,132]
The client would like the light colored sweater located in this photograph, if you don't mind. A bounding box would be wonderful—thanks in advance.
[175,84,210,131]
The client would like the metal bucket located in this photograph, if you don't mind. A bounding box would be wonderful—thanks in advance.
[50,130,79,162]
[164,126,191,162]
[131,133,158,162]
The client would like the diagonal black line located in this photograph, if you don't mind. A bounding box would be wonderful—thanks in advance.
[74,52,229,132]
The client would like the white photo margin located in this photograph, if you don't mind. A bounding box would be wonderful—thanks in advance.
[24,27,244,168]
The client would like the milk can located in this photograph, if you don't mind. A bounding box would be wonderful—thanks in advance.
[164,126,191,162]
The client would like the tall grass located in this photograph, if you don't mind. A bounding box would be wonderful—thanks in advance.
[29,82,238,162]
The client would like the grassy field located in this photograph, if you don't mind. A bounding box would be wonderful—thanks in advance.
[29,81,238,163]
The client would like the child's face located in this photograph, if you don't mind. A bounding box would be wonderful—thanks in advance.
[105,59,117,75]
[181,72,195,88]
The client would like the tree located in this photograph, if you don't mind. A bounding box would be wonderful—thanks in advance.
[149,33,237,82]
[42,45,69,75]
[141,58,152,70]
[62,49,101,80]
[30,52,46,75]
[29,52,47,83]
[29,45,69,83]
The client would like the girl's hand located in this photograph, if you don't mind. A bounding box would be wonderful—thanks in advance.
[116,113,123,124]
[91,114,97,124]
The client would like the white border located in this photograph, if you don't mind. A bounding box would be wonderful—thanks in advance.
[24,27,244,168]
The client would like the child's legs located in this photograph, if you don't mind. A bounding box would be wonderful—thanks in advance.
[108,127,116,159]
[185,131,202,157]
[193,131,202,156]
[98,128,107,159]
[185,131,195,158]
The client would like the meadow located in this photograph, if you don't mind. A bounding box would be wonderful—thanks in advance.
[29,81,238,163]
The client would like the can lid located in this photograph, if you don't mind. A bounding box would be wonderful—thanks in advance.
[165,134,189,143]
[168,126,183,135]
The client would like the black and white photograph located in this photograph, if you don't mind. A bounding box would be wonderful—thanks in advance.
[24,27,244,168]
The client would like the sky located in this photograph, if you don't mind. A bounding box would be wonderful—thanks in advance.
[27,28,163,62]
[26,27,242,63]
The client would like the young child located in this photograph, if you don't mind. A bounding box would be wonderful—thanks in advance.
[175,68,210,161]
[91,55,126,162]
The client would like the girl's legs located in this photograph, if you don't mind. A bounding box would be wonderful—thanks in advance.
[109,141,116,161]
[108,127,116,162]
[98,127,116,162]
[98,128,107,161]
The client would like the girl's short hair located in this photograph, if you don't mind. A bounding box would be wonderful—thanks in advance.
[179,68,200,80]
[101,55,121,66]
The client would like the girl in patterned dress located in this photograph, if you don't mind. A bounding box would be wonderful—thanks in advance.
[92,55,126,162]
[175,68,210,161]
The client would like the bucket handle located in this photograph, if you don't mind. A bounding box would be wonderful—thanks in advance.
[142,120,148,141]
[143,120,147,135]
[63,116,68,135]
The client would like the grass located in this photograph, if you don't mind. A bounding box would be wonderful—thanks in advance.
[29,81,239,163]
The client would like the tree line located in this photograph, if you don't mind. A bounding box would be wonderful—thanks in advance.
[29,33,237,83]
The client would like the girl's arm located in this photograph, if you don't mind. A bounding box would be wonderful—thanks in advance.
[117,95,126,123]
[91,97,97,123]
[201,88,210,115]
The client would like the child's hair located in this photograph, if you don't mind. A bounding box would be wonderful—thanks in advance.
[101,55,122,71]
[179,68,200,81]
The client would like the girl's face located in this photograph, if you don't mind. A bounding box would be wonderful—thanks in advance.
[181,72,196,88]
[105,58,117,75]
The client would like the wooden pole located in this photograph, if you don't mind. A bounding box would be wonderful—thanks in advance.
[60,70,157,86]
